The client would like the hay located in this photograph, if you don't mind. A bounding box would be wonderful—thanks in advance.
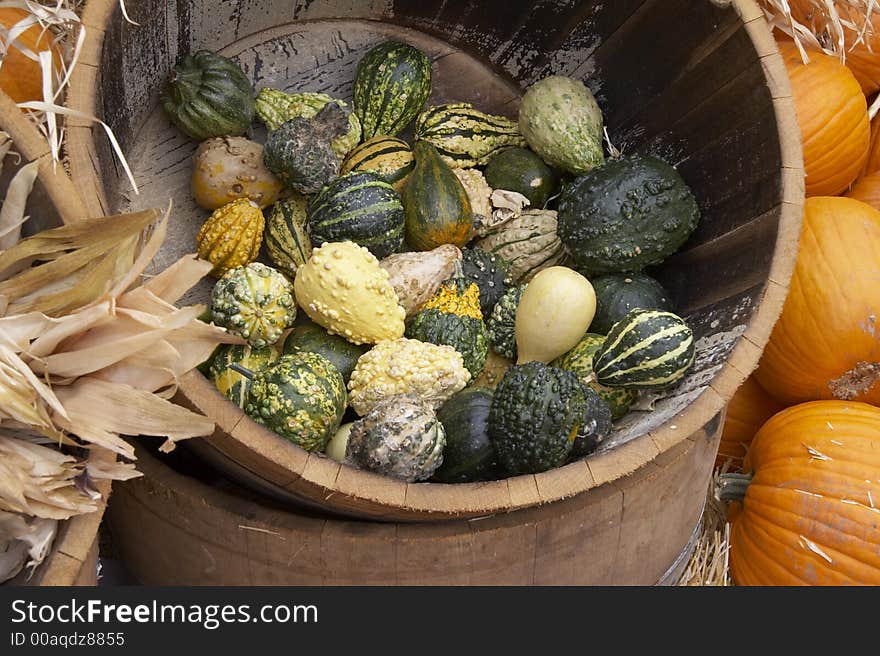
[677,469,732,586]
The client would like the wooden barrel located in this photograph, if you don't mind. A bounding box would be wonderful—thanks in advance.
[64,0,804,521]
[0,90,109,587]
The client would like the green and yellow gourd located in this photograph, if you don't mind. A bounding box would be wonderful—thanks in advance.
[341,136,415,191]
[489,362,588,476]
[552,333,637,420]
[460,247,511,317]
[433,387,498,483]
[209,343,279,408]
[211,262,296,348]
[264,194,312,278]
[474,209,566,283]
[160,50,254,141]
[293,241,406,345]
[415,103,527,168]
[345,396,446,482]
[239,351,347,452]
[402,141,474,250]
[283,320,368,385]
[405,264,490,379]
[354,41,432,140]
[487,284,525,360]
[196,198,264,278]
[592,309,696,389]
[307,171,405,259]
[254,88,361,158]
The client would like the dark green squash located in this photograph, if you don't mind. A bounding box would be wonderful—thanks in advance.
[353,41,432,140]
[402,141,474,250]
[307,171,405,259]
[592,309,695,389]
[570,386,613,459]
[460,247,511,317]
[160,50,255,141]
[483,147,558,208]
[557,154,700,275]
[489,362,588,476]
[487,284,525,361]
[433,387,498,483]
[590,272,672,334]
[265,195,312,278]
[282,320,368,384]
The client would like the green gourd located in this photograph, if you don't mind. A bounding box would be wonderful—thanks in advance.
[433,388,498,483]
[484,147,559,208]
[590,272,672,335]
[282,320,368,385]
[264,195,312,278]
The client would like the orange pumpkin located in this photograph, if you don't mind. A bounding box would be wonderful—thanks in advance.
[723,400,880,586]
[0,8,62,104]
[755,196,880,405]
[715,376,785,470]
[846,172,880,209]
[859,115,880,179]
[778,39,870,197]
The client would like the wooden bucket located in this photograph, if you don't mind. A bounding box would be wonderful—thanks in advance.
[0,91,109,587]
[64,0,803,522]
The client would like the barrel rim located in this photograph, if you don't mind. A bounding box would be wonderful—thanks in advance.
[62,0,804,521]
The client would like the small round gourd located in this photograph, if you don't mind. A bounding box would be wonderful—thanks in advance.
[341,135,415,191]
[209,343,280,408]
[590,272,671,334]
[345,396,446,482]
[515,267,596,364]
[484,147,558,208]
[433,387,497,483]
[191,137,283,210]
[196,198,265,278]
[487,284,525,360]
[461,247,511,317]
[283,320,368,384]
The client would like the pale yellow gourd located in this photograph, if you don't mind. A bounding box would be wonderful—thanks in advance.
[515,266,596,364]
[325,422,353,462]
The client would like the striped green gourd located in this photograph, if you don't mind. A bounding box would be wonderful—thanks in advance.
[306,171,405,259]
[265,195,312,278]
[592,309,695,389]
[209,343,279,408]
[340,136,415,191]
[353,41,432,140]
[415,103,527,168]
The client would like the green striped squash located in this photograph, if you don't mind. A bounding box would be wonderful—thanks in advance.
[265,195,312,278]
[209,343,279,408]
[415,103,527,168]
[354,41,432,140]
[306,171,405,259]
[592,309,695,389]
[341,136,415,191]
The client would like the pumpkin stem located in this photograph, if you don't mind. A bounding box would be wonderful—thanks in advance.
[717,472,753,503]
[229,363,255,380]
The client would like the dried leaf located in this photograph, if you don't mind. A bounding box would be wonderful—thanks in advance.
[0,158,38,250]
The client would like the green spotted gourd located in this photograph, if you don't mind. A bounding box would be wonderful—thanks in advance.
[487,284,525,360]
[265,194,312,278]
[209,343,279,408]
[341,136,415,191]
[211,262,297,348]
[353,41,433,140]
[460,247,511,317]
[592,309,696,389]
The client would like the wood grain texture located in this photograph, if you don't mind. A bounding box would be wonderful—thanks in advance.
[62,0,804,521]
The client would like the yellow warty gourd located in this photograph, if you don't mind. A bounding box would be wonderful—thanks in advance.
[515,266,596,364]
[293,241,406,345]
[196,198,265,277]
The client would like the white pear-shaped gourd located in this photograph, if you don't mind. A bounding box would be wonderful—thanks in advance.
[515,266,596,364]
[326,422,353,463]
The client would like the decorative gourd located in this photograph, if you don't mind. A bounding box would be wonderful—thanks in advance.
[402,141,474,250]
[254,88,361,158]
[460,247,511,317]
[243,352,347,452]
[405,267,490,379]
[452,169,493,225]
[345,396,446,482]
[190,137,282,211]
[414,103,527,168]
[779,39,869,196]
[755,196,880,405]
[379,245,462,318]
[592,309,695,389]
[715,376,784,470]
[433,388,498,483]
[722,400,880,585]
[487,284,525,361]
[515,266,596,365]
[489,362,588,476]
[196,199,264,277]
[472,350,513,391]
[484,147,558,209]
[353,41,433,140]
[590,272,672,334]
[474,209,566,283]
[557,154,700,276]
[325,422,353,462]
[282,320,369,385]
[0,8,62,104]
[264,195,312,278]
[160,50,255,141]
[209,343,280,408]
[518,75,604,175]
[293,241,406,346]
[307,171,405,259]
[347,338,470,416]
[570,387,613,459]
[552,333,638,421]
[341,136,415,191]
[262,103,349,194]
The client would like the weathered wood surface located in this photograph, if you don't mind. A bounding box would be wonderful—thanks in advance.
[63,0,804,520]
